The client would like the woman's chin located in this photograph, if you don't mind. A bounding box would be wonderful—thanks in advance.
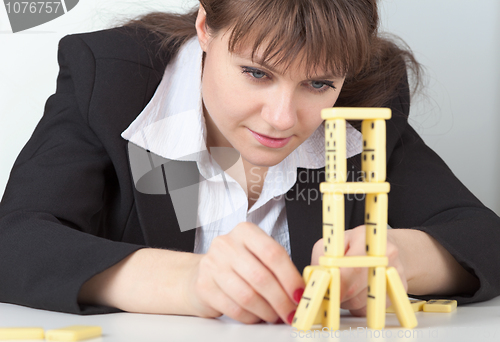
[241,151,289,168]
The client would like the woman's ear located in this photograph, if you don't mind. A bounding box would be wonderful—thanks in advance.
[195,5,210,52]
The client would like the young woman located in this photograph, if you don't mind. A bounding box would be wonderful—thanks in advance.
[0,0,499,326]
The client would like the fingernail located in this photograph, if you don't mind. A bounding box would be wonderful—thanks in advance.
[274,317,284,324]
[293,288,304,304]
[287,310,296,325]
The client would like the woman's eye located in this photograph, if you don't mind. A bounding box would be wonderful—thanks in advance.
[311,81,326,89]
[241,67,268,81]
[251,70,266,79]
[308,80,336,93]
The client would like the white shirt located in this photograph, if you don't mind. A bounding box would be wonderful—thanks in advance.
[121,37,362,256]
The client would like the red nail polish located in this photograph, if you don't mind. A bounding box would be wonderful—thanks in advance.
[287,310,296,325]
[274,317,284,324]
[293,288,304,304]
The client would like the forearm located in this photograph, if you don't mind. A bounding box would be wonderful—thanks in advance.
[389,228,479,296]
[78,248,201,315]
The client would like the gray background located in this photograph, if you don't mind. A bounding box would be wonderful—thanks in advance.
[1,0,499,215]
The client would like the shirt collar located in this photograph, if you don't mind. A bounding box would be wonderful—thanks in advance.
[121,36,207,163]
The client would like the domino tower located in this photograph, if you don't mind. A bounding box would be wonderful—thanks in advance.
[292,108,418,331]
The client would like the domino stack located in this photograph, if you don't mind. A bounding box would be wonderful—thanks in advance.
[291,108,418,331]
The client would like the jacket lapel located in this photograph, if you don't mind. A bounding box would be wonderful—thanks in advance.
[128,143,197,251]
[286,167,324,274]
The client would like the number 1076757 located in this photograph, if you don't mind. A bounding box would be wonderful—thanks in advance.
[5,2,63,14]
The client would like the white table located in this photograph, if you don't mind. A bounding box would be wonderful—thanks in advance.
[1,297,499,342]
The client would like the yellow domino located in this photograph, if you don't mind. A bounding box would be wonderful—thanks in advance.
[0,327,44,340]
[361,119,386,183]
[45,326,102,341]
[323,267,340,330]
[325,119,347,183]
[319,256,388,268]
[321,108,391,120]
[303,265,326,283]
[411,300,427,312]
[314,300,326,326]
[387,299,426,313]
[323,192,344,257]
[365,193,388,256]
[320,182,390,195]
[423,299,457,313]
[292,269,331,331]
[367,267,386,329]
[306,267,339,329]
[386,267,418,329]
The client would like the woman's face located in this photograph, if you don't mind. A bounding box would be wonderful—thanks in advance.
[197,17,345,168]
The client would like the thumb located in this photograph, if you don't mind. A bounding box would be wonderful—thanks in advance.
[310,238,324,265]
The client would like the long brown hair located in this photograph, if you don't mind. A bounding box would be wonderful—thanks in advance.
[123,0,421,111]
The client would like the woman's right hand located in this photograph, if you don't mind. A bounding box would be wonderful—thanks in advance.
[184,221,304,324]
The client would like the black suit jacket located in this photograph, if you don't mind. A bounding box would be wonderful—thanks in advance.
[1,26,499,315]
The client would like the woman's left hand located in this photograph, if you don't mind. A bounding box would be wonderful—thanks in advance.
[310,225,407,317]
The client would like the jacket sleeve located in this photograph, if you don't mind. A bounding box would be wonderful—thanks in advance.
[385,78,500,304]
[0,34,145,314]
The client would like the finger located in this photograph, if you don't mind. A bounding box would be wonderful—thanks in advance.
[341,287,367,312]
[234,223,304,323]
[236,222,304,295]
[347,289,393,318]
[349,306,367,317]
[214,265,278,323]
[204,274,262,324]
[340,228,368,302]
[386,243,408,292]
[344,225,366,254]
[339,266,368,303]
[310,238,323,265]
[231,238,298,324]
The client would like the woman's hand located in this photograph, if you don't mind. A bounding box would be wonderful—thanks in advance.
[184,221,304,324]
[310,225,407,317]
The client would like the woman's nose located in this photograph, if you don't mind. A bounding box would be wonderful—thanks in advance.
[260,89,297,132]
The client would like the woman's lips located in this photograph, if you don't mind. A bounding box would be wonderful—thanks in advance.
[248,129,292,148]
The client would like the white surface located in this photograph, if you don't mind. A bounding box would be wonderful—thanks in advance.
[1,0,500,216]
[0,297,499,342]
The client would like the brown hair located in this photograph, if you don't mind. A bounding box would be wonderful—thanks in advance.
[123,0,421,111]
